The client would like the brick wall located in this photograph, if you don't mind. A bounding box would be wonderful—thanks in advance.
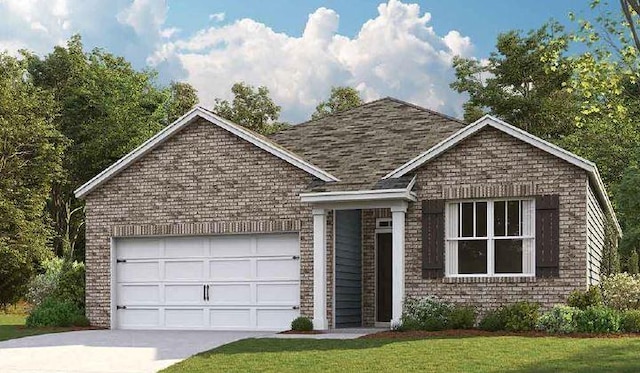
[403,127,589,314]
[83,118,327,328]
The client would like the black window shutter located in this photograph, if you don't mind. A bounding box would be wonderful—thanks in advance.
[422,199,445,279]
[535,195,560,278]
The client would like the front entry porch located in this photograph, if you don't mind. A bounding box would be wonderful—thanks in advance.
[301,185,416,330]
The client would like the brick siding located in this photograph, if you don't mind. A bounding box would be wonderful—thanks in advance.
[83,118,329,328]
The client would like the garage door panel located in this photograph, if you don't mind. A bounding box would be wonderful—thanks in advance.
[256,234,298,256]
[117,238,161,259]
[118,261,160,282]
[165,284,204,304]
[164,237,208,258]
[119,308,160,328]
[118,284,160,304]
[210,309,251,328]
[165,308,205,328]
[256,283,299,305]
[210,236,253,257]
[209,284,251,304]
[209,259,252,280]
[256,309,298,329]
[165,260,204,281]
[116,233,299,330]
[256,259,299,280]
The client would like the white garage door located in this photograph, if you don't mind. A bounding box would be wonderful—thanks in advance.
[113,233,300,330]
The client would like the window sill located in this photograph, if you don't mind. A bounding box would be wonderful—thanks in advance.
[442,276,536,284]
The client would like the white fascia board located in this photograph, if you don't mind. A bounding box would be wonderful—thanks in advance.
[384,115,595,179]
[383,114,620,235]
[74,107,338,198]
[300,189,417,204]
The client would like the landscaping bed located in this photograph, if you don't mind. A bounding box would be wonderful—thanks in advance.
[362,329,640,339]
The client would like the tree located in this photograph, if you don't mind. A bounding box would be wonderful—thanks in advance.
[451,22,578,140]
[0,53,63,307]
[628,250,639,274]
[311,86,363,120]
[167,81,199,123]
[26,35,187,260]
[621,0,640,52]
[212,82,288,135]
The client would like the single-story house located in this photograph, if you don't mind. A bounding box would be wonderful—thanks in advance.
[75,97,621,331]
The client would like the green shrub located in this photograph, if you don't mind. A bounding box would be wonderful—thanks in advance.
[26,258,64,308]
[448,305,476,329]
[478,302,540,332]
[620,309,640,333]
[401,297,452,331]
[290,316,313,331]
[478,310,506,331]
[537,305,579,333]
[53,261,85,309]
[26,297,88,327]
[600,273,640,311]
[567,287,603,310]
[575,306,621,333]
[26,259,85,310]
[502,302,540,332]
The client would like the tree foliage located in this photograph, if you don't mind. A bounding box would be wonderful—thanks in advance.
[311,86,363,120]
[167,81,199,123]
[450,22,578,140]
[25,35,197,260]
[212,82,289,135]
[0,53,63,307]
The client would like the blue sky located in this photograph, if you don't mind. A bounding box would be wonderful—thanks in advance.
[0,0,619,122]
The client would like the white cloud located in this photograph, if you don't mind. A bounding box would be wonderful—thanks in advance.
[117,0,167,38]
[209,12,225,22]
[151,0,474,121]
[0,0,475,122]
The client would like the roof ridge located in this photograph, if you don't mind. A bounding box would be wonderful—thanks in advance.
[269,97,466,138]
[382,97,467,125]
[269,97,392,137]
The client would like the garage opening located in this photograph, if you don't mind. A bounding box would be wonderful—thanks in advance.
[113,233,300,330]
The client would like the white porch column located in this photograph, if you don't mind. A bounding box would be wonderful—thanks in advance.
[312,208,328,330]
[391,202,408,327]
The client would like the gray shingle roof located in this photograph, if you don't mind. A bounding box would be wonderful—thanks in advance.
[269,97,466,189]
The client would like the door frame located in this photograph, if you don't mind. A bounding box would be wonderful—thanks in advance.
[374,218,392,328]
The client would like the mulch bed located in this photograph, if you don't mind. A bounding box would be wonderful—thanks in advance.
[279,330,325,335]
[360,329,640,339]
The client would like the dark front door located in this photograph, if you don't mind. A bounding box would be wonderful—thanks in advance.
[376,232,392,323]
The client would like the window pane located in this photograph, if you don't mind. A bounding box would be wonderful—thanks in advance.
[494,201,505,236]
[507,200,521,236]
[495,239,523,273]
[461,202,474,237]
[476,202,487,237]
[458,240,487,274]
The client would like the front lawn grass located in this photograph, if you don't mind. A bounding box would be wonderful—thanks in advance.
[162,335,640,373]
[0,310,75,342]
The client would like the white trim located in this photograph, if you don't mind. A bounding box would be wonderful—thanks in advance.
[445,198,536,278]
[300,176,417,205]
[74,106,339,198]
[312,208,328,330]
[383,115,621,235]
[390,207,406,327]
[110,237,116,330]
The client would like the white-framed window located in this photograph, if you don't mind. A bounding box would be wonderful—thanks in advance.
[445,199,535,277]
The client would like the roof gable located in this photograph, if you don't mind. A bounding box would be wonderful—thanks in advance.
[384,114,621,234]
[74,107,338,198]
[269,97,466,184]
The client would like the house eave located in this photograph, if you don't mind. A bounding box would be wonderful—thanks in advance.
[300,188,417,204]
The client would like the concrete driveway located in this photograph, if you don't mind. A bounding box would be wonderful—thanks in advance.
[0,329,270,373]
